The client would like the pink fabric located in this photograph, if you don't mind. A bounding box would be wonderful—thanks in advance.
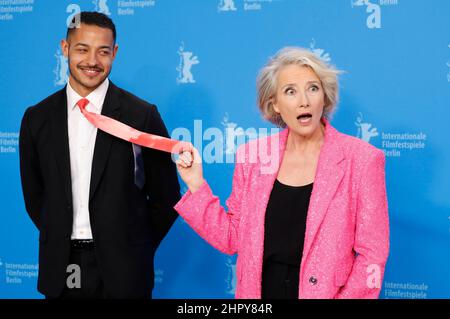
[77,98,188,154]
[175,121,389,299]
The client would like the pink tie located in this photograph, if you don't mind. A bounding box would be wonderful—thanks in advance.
[76,98,189,154]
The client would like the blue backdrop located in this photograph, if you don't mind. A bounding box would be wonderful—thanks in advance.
[0,0,449,298]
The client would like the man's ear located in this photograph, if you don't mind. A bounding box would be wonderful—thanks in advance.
[61,39,69,58]
[112,44,118,59]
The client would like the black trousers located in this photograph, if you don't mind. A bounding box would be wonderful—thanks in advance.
[47,245,107,299]
[261,260,300,299]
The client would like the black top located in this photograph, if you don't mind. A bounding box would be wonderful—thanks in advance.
[262,179,313,299]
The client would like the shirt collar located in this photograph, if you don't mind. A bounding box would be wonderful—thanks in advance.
[66,78,110,112]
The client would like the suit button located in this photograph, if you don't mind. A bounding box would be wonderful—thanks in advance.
[67,204,71,211]
[309,276,318,285]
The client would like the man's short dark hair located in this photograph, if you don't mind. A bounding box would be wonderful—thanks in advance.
[66,11,116,43]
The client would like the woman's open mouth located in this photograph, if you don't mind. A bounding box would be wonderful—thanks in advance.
[297,112,312,124]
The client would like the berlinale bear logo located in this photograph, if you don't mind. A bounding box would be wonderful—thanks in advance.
[177,42,200,84]
[93,0,111,15]
[54,48,69,86]
[356,112,379,144]
[218,0,237,12]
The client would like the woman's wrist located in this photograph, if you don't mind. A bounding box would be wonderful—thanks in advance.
[187,178,205,193]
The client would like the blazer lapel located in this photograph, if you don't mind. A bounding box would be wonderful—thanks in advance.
[301,123,346,266]
[50,88,73,207]
[89,82,121,202]
[255,128,289,207]
[253,129,289,265]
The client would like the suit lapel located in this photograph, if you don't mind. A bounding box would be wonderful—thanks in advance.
[89,82,121,202]
[50,88,73,206]
[301,123,345,266]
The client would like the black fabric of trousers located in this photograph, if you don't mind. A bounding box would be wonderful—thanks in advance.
[262,260,300,299]
[47,246,106,299]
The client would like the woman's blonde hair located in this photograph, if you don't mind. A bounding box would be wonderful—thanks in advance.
[257,47,342,127]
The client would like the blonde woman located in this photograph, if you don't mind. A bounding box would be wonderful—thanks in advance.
[175,47,389,299]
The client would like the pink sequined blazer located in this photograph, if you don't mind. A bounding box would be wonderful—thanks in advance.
[174,121,389,299]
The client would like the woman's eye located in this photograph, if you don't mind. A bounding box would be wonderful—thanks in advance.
[285,88,295,95]
[310,85,320,92]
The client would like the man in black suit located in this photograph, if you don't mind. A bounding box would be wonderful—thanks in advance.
[19,12,180,298]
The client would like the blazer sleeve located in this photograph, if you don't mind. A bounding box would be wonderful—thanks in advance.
[335,149,390,299]
[19,108,43,230]
[142,105,181,250]
[174,146,246,255]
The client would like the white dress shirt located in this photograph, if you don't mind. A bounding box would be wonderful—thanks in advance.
[66,78,109,240]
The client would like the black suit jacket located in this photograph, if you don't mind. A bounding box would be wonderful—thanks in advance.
[19,81,180,298]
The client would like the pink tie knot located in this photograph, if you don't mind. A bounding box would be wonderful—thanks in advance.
[77,98,90,111]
